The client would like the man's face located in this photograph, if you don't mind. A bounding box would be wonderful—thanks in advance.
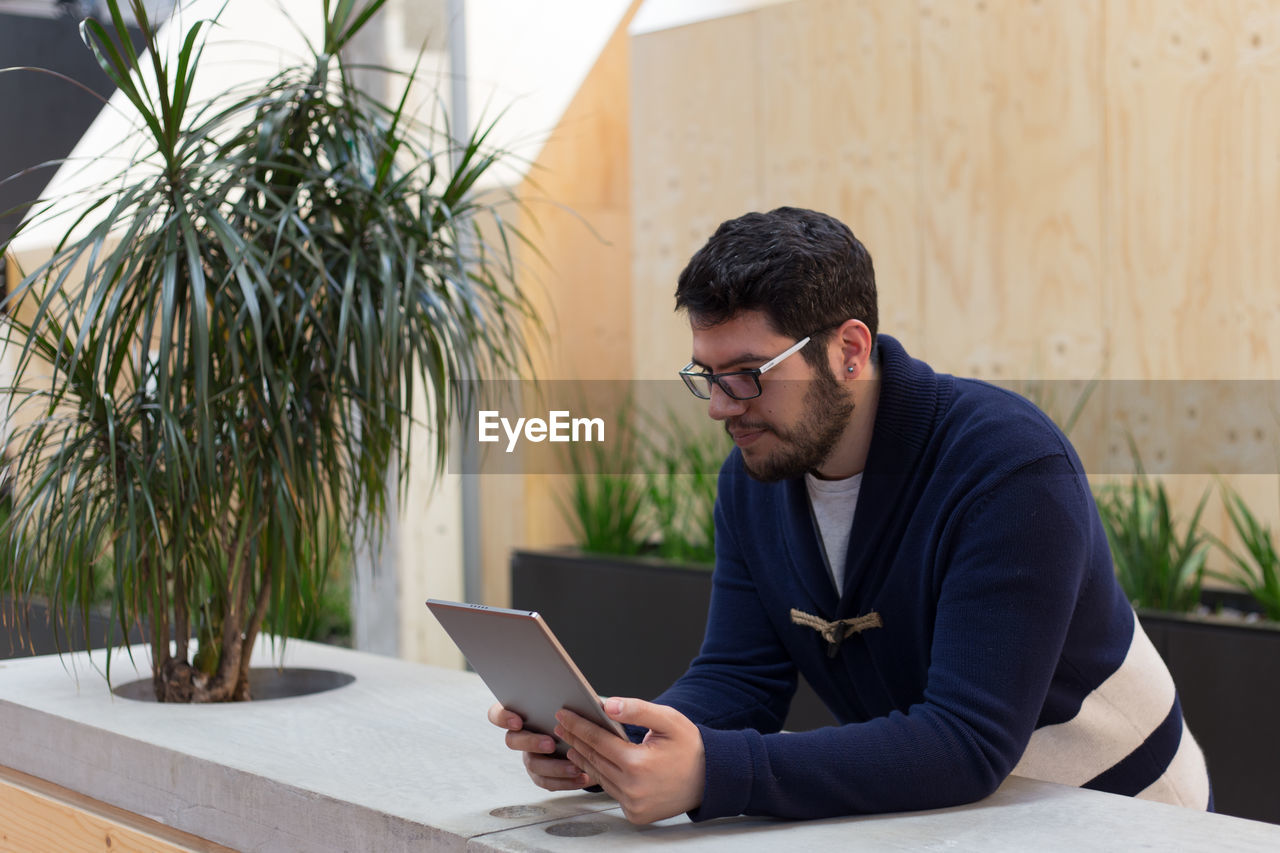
[688,311,854,482]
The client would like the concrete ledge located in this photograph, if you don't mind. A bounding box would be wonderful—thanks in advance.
[477,776,1280,852]
[0,639,613,852]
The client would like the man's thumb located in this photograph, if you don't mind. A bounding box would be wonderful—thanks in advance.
[604,696,668,730]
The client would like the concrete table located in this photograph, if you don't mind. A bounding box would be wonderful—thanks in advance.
[0,639,614,851]
[477,775,1280,852]
[2,639,1278,851]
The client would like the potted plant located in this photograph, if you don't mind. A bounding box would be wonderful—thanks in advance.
[1093,456,1210,616]
[1094,463,1280,824]
[0,0,534,701]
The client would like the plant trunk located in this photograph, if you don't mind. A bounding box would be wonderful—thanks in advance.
[147,551,173,701]
[150,529,273,702]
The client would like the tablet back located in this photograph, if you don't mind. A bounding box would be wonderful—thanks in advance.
[426,599,625,756]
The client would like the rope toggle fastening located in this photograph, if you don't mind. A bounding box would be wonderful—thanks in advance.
[790,608,883,657]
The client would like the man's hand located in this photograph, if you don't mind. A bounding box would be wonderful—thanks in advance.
[487,703,594,791]
[555,697,706,825]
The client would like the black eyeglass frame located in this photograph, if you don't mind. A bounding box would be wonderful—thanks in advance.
[678,335,813,401]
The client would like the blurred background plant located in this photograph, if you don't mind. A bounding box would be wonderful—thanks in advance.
[1209,481,1280,622]
[638,409,724,564]
[1093,442,1209,613]
[2,471,352,651]
[557,397,647,557]
[558,399,728,566]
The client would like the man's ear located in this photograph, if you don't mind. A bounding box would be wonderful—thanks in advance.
[836,320,873,377]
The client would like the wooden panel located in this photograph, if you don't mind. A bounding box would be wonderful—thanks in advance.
[755,0,922,349]
[487,4,641,576]
[1102,1,1280,546]
[1098,380,1279,476]
[918,0,1105,379]
[631,12,764,378]
[1105,0,1280,380]
[519,207,633,381]
[0,764,232,853]
[516,0,641,383]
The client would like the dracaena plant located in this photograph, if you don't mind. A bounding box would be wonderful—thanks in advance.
[0,0,536,701]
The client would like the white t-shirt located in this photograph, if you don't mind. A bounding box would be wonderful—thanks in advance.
[804,471,863,593]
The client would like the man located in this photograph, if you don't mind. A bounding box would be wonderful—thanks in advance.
[489,207,1210,823]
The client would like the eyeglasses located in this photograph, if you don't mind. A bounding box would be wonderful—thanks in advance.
[679,336,811,400]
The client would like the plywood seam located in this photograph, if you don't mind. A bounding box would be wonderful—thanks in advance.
[913,0,926,352]
[753,8,765,207]
[1098,0,1113,440]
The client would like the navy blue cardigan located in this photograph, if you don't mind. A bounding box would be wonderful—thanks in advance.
[652,335,1208,820]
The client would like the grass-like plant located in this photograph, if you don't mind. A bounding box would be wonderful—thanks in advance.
[558,398,648,557]
[639,410,727,564]
[0,0,534,700]
[558,401,728,566]
[1094,444,1209,612]
[1210,483,1280,621]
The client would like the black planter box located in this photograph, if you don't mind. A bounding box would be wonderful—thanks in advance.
[510,548,836,731]
[1139,609,1280,825]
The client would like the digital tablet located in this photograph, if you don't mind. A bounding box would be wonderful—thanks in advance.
[426,599,628,757]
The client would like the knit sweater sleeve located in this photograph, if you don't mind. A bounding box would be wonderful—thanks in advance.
[684,455,1094,820]
[649,488,801,735]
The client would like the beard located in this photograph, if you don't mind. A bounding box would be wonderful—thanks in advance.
[729,368,855,483]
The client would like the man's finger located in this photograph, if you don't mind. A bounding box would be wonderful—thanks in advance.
[555,710,628,773]
[525,754,593,790]
[532,774,593,792]
[601,697,678,733]
[525,753,586,779]
[506,729,556,754]
[562,747,623,803]
[564,747,611,788]
[487,703,523,731]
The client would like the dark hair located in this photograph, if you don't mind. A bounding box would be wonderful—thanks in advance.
[674,207,878,366]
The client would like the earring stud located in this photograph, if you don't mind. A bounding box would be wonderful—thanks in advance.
[847,366,855,373]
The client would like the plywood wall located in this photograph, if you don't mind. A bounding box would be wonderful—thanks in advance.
[628,0,1280,554]
[632,0,1280,375]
